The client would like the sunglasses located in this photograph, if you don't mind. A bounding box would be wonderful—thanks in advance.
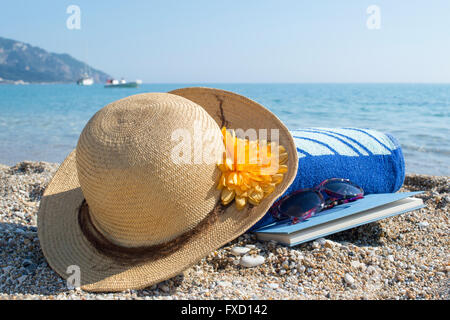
[270,178,364,224]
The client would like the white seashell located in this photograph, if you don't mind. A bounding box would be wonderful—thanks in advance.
[239,255,265,267]
[230,246,250,256]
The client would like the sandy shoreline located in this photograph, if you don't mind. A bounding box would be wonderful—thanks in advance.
[0,161,448,300]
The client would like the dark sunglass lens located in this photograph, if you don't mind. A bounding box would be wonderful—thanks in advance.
[323,180,363,198]
[279,191,322,218]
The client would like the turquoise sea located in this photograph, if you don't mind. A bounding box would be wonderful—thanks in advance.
[0,83,449,175]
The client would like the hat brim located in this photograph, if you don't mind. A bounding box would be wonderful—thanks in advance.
[38,87,298,292]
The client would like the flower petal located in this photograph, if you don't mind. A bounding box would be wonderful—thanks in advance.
[235,196,247,210]
[279,152,288,165]
[221,188,235,205]
[272,174,284,184]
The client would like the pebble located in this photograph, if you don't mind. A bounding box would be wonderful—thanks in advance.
[418,221,429,228]
[324,240,335,248]
[2,266,13,274]
[239,255,265,267]
[317,238,326,246]
[230,246,250,256]
[16,275,27,284]
[267,283,279,289]
[217,281,232,287]
[344,274,355,285]
[159,284,170,293]
[367,266,376,275]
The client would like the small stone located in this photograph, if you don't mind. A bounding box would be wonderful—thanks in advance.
[25,263,37,273]
[406,289,416,299]
[217,281,232,287]
[387,255,395,263]
[324,240,335,249]
[239,255,265,267]
[245,244,256,249]
[317,238,326,246]
[344,274,355,285]
[15,227,26,234]
[158,283,170,293]
[267,283,279,289]
[16,275,27,284]
[22,259,33,267]
[231,246,250,256]
[418,221,429,228]
[2,266,13,274]
[367,266,376,275]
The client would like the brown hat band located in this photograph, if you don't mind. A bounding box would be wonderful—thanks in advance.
[77,200,236,266]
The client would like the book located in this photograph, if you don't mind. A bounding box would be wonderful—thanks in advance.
[254,192,425,246]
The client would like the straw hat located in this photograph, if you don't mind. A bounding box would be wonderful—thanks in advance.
[38,87,298,292]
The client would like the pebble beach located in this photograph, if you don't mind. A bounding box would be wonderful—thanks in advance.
[0,161,448,300]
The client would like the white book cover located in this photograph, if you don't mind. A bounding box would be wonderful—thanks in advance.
[254,192,425,246]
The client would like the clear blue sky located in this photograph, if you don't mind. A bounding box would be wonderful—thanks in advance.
[1,0,449,83]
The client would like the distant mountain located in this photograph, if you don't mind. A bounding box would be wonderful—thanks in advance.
[0,36,110,83]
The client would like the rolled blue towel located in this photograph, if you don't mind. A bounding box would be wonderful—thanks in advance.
[251,127,405,230]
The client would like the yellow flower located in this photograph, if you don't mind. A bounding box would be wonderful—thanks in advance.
[217,127,288,210]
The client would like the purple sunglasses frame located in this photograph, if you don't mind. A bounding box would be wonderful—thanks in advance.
[269,178,364,224]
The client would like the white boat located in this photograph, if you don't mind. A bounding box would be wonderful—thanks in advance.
[105,78,142,88]
[77,73,94,86]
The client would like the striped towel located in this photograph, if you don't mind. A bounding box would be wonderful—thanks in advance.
[251,127,405,230]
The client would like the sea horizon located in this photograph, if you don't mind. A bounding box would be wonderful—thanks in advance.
[3,81,450,85]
